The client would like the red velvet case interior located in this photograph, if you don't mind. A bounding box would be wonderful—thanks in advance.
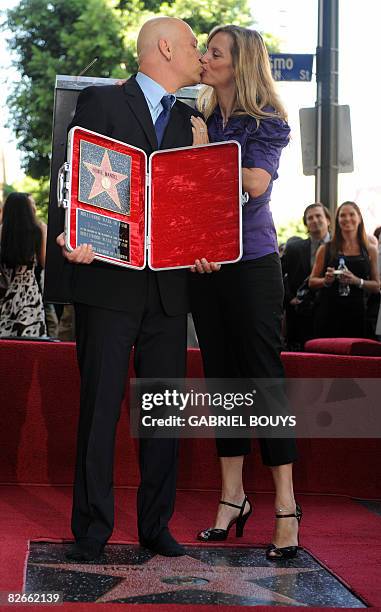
[69,127,147,268]
[149,142,241,269]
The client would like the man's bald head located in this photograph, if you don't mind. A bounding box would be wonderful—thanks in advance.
[137,17,192,61]
[136,16,202,92]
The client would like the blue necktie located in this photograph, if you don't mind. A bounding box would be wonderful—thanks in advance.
[155,95,174,147]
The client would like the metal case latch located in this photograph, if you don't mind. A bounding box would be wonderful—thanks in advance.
[241,192,249,207]
[57,162,71,208]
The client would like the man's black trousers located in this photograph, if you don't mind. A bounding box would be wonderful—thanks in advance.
[71,270,187,546]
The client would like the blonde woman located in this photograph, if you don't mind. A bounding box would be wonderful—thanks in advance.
[190,26,301,560]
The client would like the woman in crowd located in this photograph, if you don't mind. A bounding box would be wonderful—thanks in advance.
[190,25,300,560]
[0,192,47,337]
[309,201,380,338]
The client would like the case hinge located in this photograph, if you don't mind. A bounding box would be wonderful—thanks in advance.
[57,162,70,208]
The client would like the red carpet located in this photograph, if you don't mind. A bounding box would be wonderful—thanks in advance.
[0,485,380,607]
[1,341,381,608]
[1,342,381,498]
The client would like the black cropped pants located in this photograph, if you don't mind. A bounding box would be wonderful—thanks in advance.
[190,252,297,466]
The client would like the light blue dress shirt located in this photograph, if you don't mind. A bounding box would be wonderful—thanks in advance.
[135,72,176,124]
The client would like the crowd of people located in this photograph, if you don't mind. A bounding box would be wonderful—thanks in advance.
[0,192,76,340]
[1,195,380,350]
[281,201,381,350]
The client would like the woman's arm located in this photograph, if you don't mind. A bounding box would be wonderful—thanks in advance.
[242,167,271,199]
[38,222,47,268]
[309,245,335,289]
[369,245,381,291]
[191,117,271,198]
[339,245,380,293]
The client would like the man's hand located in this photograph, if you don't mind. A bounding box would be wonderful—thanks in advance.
[191,116,209,145]
[290,297,302,306]
[190,258,221,273]
[56,232,95,264]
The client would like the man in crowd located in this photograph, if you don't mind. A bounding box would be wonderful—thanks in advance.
[282,202,331,350]
[57,17,210,561]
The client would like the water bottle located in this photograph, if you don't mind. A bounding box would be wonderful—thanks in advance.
[338,257,350,296]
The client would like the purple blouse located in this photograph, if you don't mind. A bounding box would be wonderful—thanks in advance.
[207,106,290,260]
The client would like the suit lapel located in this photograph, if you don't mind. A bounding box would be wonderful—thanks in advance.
[123,76,157,150]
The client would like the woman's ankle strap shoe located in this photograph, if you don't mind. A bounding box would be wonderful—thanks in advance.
[266,503,302,561]
[275,503,302,522]
[197,496,253,542]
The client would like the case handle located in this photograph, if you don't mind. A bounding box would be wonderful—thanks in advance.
[57,162,70,208]
[241,192,249,206]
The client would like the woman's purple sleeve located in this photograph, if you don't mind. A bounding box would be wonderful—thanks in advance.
[244,116,291,178]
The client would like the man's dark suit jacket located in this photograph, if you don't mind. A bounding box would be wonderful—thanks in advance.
[282,238,312,301]
[67,76,202,316]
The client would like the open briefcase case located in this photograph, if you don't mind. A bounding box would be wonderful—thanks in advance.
[57,126,243,270]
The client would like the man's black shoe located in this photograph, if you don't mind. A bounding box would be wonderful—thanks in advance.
[65,538,105,562]
[140,530,185,557]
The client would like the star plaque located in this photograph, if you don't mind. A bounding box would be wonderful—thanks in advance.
[79,141,131,215]
[60,127,243,268]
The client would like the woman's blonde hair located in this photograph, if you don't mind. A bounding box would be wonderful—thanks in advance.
[198,25,287,123]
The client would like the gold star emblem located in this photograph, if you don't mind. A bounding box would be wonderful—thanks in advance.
[83,150,128,210]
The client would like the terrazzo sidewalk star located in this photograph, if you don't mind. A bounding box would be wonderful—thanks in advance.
[25,543,366,606]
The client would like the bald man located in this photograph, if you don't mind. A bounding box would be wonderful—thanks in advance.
[61,17,203,561]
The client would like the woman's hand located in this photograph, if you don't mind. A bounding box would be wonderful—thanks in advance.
[56,232,95,264]
[190,258,221,273]
[324,266,335,286]
[191,116,209,145]
[339,269,359,285]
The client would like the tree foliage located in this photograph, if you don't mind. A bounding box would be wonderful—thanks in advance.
[14,175,50,220]
[5,0,127,179]
[4,0,280,185]
[1,176,49,221]
[276,218,307,246]
[117,0,255,82]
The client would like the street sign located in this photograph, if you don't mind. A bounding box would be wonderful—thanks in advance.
[299,105,354,175]
[269,54,314,81]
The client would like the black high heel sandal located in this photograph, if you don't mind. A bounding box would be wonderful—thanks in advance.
[197,496,253,542]
[266,503,302,561]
